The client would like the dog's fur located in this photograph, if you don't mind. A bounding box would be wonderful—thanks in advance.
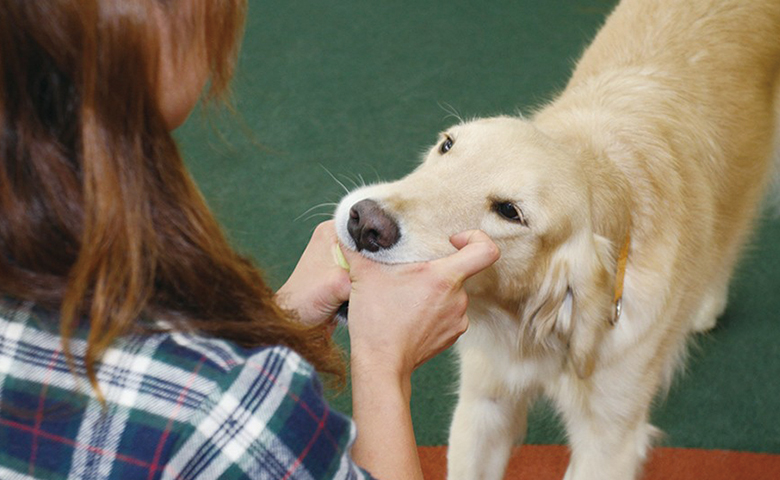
[334,0,780,478]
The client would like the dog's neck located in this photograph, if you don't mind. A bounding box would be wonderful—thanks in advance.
[533,112,634,250]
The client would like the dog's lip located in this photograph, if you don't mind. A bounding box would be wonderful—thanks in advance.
[344,245,404,265]
[340,241,448,266]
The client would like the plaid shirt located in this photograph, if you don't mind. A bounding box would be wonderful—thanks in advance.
[0,298,373,479]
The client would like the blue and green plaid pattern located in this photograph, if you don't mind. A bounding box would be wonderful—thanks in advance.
[0,298,372,479]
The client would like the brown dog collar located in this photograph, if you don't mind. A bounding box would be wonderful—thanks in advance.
[611,231,631,325]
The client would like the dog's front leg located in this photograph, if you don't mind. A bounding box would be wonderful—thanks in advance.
[561,417,656,480]
[556,372,659,480]
[446,346,533,480]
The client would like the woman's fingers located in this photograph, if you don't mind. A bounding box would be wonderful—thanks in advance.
[437,230,501,283]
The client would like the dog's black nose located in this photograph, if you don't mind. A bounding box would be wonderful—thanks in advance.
[347,199,401,252]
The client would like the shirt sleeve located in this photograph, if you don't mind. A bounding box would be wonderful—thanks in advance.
[161,346,374,480]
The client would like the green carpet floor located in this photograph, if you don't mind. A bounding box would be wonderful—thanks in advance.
[175,0,780,453]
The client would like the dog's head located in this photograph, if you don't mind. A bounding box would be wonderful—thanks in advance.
[334,116,618,377]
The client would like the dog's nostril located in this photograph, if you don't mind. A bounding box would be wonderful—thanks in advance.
[347,199,401,252]
[363,229,380,245]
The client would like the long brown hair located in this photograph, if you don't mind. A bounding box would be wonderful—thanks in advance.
[0,0,344,396]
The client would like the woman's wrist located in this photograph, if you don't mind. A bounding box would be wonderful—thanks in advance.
[350,350,413,402]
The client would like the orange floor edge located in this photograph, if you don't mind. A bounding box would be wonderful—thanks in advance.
[419,445,780,480]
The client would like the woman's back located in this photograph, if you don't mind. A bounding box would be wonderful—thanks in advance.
[0,298,366,479]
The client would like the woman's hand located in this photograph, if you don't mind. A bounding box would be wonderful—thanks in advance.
[343,229,500,382]
[274,221,351,327]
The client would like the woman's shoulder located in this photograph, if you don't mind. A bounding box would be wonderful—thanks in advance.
[159,325,316,384]
[157,328,329,418]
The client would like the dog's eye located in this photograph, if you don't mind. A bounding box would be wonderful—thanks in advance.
[439,135,454,154]
[493,201,527,226]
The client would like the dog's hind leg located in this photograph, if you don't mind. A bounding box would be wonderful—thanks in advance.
[446,347,535,480]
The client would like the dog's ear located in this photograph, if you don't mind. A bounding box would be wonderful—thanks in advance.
[566,233,614,378]
[524,232,614,379]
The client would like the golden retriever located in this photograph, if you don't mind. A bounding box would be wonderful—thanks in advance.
[334,0,780,478]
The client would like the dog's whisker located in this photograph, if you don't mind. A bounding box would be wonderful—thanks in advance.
[363,165,382,184]
[438,101,464,124]
[300,212,336,222]
[338,173,360,190]
[345,172,368,189]
[320,164,351,195]
[294,202,338,222]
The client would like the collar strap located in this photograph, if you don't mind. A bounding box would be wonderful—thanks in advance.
[610,231,631,325]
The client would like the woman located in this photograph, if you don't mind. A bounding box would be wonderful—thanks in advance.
[0,1,499,479]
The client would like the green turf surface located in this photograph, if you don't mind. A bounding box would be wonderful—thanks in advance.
[175,0,780,452]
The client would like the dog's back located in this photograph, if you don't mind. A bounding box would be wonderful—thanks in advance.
[570,0,780,210]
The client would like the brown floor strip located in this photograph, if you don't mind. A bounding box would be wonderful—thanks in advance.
[419,445,780,479]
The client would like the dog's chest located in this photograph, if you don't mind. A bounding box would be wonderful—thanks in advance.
[459,301,567,392]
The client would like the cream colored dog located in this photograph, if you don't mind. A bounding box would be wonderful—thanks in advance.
[334,0,780,478]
